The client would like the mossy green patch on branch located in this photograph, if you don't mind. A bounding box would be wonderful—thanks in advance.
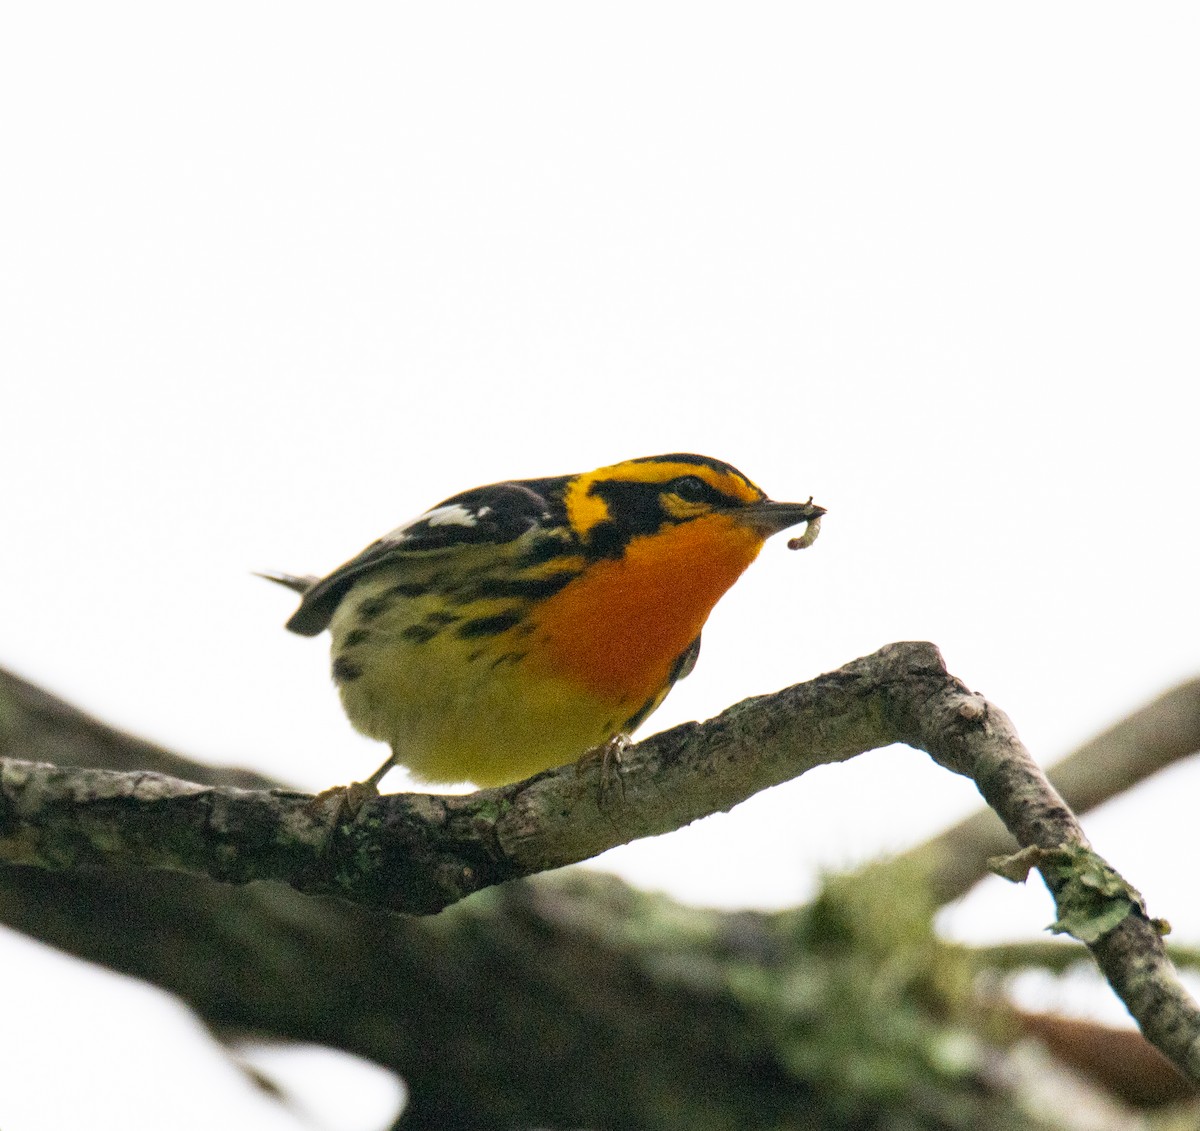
[990,842,1156,945]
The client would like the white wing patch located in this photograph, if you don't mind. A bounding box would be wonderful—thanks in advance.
[425,504,481,527]
[381,503,482,543]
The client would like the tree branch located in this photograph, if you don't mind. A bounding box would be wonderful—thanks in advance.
[2,642,1199,1092]
[886,677,1200,906]
[2,642,924,913]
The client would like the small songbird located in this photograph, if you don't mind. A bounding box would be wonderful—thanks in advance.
[262,453,823,792]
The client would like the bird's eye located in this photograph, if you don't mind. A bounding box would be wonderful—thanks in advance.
[669,475,710,502]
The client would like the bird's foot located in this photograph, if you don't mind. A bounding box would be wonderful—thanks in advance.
[305,778,379,828]
[305,755,394,832]
[575,733,631,803]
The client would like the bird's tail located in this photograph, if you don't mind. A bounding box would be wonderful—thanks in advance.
[254,570,319,595]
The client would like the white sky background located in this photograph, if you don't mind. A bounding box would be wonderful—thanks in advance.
[2,3,1198,1128]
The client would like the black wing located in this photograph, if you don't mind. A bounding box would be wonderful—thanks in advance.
[669,633,703,683]
[283,481,557,636]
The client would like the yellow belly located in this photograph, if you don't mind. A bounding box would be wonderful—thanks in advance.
[329,580,623,786]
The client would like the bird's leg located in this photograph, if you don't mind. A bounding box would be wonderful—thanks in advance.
[343,752,397,815]
[575,733,631,802]
[307,752,397,826]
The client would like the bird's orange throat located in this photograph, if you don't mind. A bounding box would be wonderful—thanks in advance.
[528,514,767,701]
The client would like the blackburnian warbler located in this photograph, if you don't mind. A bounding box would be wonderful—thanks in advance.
[263,454,823,791]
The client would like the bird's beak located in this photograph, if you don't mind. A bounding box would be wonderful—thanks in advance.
[736,497,826,538]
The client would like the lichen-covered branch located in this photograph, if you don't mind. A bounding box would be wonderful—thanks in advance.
[2,642,1199,1096]
[886,677,1200,906]
[892,679,1200,1083]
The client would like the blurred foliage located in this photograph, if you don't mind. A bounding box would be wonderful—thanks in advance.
[449,860,1198,1131]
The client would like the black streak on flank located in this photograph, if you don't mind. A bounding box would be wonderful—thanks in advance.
[521,535,574,566]
[401,623,440,644]
[357,596,394,622]
[386,582,428,598]
[621,694,661,734]
[332,656,363,682]
[343,628,372,647]
[424,610,460,627]
[457,611,523,638]
[468,572,578,600]
[668,635,702,684]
